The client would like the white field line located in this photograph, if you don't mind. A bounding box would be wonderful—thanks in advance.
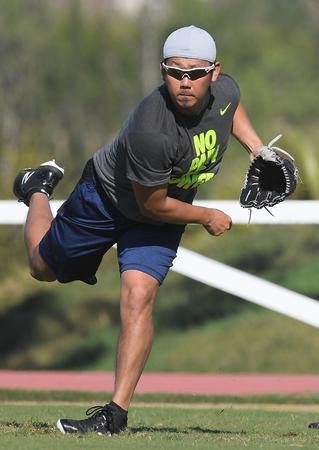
[194,200,319,224]
[132,402,319,412]
[0,200,64,224]
[2,400,319,412]
[1,200,319,224]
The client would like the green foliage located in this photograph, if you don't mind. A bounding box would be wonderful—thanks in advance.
[0,0,318,197]
[1,223,319,371]
[149,309,319,373]
[0,0,141,195]
[0,0,319,372]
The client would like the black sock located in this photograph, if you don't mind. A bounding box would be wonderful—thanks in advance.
[109,401,128,414]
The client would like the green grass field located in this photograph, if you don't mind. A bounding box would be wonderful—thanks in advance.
[1,391,319,449]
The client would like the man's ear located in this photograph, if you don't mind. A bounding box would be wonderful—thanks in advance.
[211,61,221,82]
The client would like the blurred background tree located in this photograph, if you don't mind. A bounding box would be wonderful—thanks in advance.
[0,0,319,372]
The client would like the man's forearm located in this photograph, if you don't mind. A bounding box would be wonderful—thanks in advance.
[132,181,231,235]
[232,103,263,156]
[140,196,210,225]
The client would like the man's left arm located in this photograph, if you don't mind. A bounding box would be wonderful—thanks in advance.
[231,102,263,159]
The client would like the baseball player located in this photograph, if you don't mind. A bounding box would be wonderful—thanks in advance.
[13,25,265,435]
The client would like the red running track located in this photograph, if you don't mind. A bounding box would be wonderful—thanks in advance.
[0,371,319,395]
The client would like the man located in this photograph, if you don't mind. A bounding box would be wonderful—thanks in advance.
[13,25,264,435]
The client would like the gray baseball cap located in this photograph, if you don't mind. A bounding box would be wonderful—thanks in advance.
[163,25,216,62]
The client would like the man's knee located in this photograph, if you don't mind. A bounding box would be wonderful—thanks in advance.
[121,285,157,321]
[30,268,56,282]
[30,261,57,281]
[30,248,56,282]
[120,270,159,320]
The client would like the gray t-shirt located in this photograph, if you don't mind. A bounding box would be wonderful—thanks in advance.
[93,73,240,223]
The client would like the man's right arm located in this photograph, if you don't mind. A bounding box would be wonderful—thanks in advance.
[132,181,232,236]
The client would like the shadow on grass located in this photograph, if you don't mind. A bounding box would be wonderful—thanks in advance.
[1,421,247,436]
[130,426,246,435]
[1,421,53,430]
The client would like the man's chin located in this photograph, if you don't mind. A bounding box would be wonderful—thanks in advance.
[176,97,197,110]
[176,99,201,115]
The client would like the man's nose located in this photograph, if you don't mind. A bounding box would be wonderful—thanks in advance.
[180,74,191,87]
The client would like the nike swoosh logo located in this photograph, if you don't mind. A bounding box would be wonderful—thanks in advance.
[220,102,231,116]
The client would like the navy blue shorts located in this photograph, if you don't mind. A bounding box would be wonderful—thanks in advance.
[39,160,185,285]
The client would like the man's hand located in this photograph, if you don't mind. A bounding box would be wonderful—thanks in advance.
[203,208,232,236]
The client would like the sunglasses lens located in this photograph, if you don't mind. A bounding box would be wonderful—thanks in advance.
[164,66,210,81]
[166,68,184,80]
[189,70,207,80]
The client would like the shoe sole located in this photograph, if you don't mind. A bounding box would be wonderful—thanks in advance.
[40,159,64,175]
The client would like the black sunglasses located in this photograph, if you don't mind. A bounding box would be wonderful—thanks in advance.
[161,62,215,81]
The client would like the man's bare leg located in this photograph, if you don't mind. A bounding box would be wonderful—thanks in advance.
[13,159,64,281]
[112,270,159,410]
[24,193,56,281]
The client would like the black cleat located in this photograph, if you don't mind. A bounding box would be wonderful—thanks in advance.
[13,159,64,206]
[309,422,319,429]
[56,403,128,436]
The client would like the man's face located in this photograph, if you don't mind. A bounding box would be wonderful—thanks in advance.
[161,57,220,115]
